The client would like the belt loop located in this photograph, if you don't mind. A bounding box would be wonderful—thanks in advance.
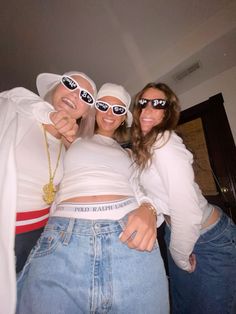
[63,218,75,245]
[118,214,128,230]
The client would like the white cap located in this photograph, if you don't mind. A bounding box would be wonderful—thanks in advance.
[97,83,132,126]
[36,71,97,99]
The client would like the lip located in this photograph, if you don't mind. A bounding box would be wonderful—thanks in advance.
[141,117,153,123]
[61,97,76,109]
[103,118,115,124]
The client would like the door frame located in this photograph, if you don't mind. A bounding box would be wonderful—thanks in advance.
[178,93,236,222]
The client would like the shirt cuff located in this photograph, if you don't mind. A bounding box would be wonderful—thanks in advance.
[169,246,191,271]
[139,197,156,211]
[34,108,56,124]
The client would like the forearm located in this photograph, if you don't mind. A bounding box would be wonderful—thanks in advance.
[5,87,54,124]
[169,221,201,271]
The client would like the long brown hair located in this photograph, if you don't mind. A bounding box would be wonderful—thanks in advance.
[131,82,180,169]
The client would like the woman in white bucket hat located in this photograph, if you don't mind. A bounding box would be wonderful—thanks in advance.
[0,70,97,314]
[16,82,169,314]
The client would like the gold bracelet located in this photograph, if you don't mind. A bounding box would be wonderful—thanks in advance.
[142,202,157,220]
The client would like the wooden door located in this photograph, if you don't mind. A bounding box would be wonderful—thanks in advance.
[177,93,236,222]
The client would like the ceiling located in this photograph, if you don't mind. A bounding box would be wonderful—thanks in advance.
[1,0,236,98]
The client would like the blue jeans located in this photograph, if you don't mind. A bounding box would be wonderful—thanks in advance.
[165,211,236,314]
[17,216,169,314]
[15,227,44,273]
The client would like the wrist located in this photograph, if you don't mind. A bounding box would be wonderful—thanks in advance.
[141,202,157,220]
[48,110,58,125]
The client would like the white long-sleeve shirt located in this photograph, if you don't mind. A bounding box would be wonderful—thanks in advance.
[139,131,213,271]
[0,87,58,314]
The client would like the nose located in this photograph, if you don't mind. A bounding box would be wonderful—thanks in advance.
[70,90,80,100]
[106,107,113,115]
[143,103,153,111]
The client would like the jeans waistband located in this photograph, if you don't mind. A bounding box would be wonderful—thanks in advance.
[200,206,222,234]
[45,215,127,236]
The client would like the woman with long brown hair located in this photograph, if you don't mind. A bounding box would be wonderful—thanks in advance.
[131,82,236,314]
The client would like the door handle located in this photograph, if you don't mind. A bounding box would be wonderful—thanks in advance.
[221,187,229,193]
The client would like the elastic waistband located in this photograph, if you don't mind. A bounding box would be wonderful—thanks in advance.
[201,204,215,225]
[53,197,138,220]
[16,207,50,234]
[199,209,231,242]
[200,206,223,234]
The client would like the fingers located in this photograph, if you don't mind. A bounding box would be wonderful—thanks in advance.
[50,111,78,142]
[120,228,156,251]
[119,209,157,251]
[50,111,75,129]
[188,253,197,273]
[62,124,79,143]
[50,111,69,125]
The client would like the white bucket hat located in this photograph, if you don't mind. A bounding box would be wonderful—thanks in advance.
[97,83,132,127]
[36,71,97,100]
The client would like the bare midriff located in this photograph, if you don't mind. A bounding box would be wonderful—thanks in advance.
[62,195,128,204]
[164,207,221,229]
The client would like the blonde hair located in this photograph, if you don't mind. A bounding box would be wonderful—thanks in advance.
[45,84,96,139]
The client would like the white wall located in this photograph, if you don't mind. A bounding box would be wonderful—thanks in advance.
[179,66,236,144]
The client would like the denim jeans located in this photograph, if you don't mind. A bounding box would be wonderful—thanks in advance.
[17,216,169,314]
[165,211,236,314]
[15,227,44,273]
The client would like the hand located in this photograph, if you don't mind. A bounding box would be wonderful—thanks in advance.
[188,253,197,273]
[50,111,78,142]
[119,204,157,251]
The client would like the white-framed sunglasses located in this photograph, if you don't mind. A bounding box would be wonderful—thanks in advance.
[61,75,95,105]
[95,101,127,116]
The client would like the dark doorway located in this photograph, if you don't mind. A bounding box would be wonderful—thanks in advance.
[177,93,236,222]
[158,93,236,276]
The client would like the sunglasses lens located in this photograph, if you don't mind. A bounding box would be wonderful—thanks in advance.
[138,98,148,108]
[152,99,168,108]
[80,90,94,105]
[96,102,109,112]
[113,106,126,115]
[61,76,78,90]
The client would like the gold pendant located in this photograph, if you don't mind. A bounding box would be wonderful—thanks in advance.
[42,180,56,205]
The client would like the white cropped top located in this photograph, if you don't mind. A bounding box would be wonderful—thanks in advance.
[54,134,151,215]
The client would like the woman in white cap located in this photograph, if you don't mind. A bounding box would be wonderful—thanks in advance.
[0,71,97,314]
[17,83,169,314]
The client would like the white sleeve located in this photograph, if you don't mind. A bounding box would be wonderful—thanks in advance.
[128,161,163,215]
[153,134,202,271]
[0,87,55,124]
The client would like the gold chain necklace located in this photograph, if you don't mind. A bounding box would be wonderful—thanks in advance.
[42,126,63,205]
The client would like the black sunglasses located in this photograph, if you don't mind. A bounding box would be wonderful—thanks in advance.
[61,76,95,105]
[138,98,169,109]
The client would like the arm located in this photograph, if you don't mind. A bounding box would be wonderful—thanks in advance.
[119,156,159,251]
[1,88,78,142]
[1,87,54,124]
[119,202,157,251]
[154,133,202,271]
